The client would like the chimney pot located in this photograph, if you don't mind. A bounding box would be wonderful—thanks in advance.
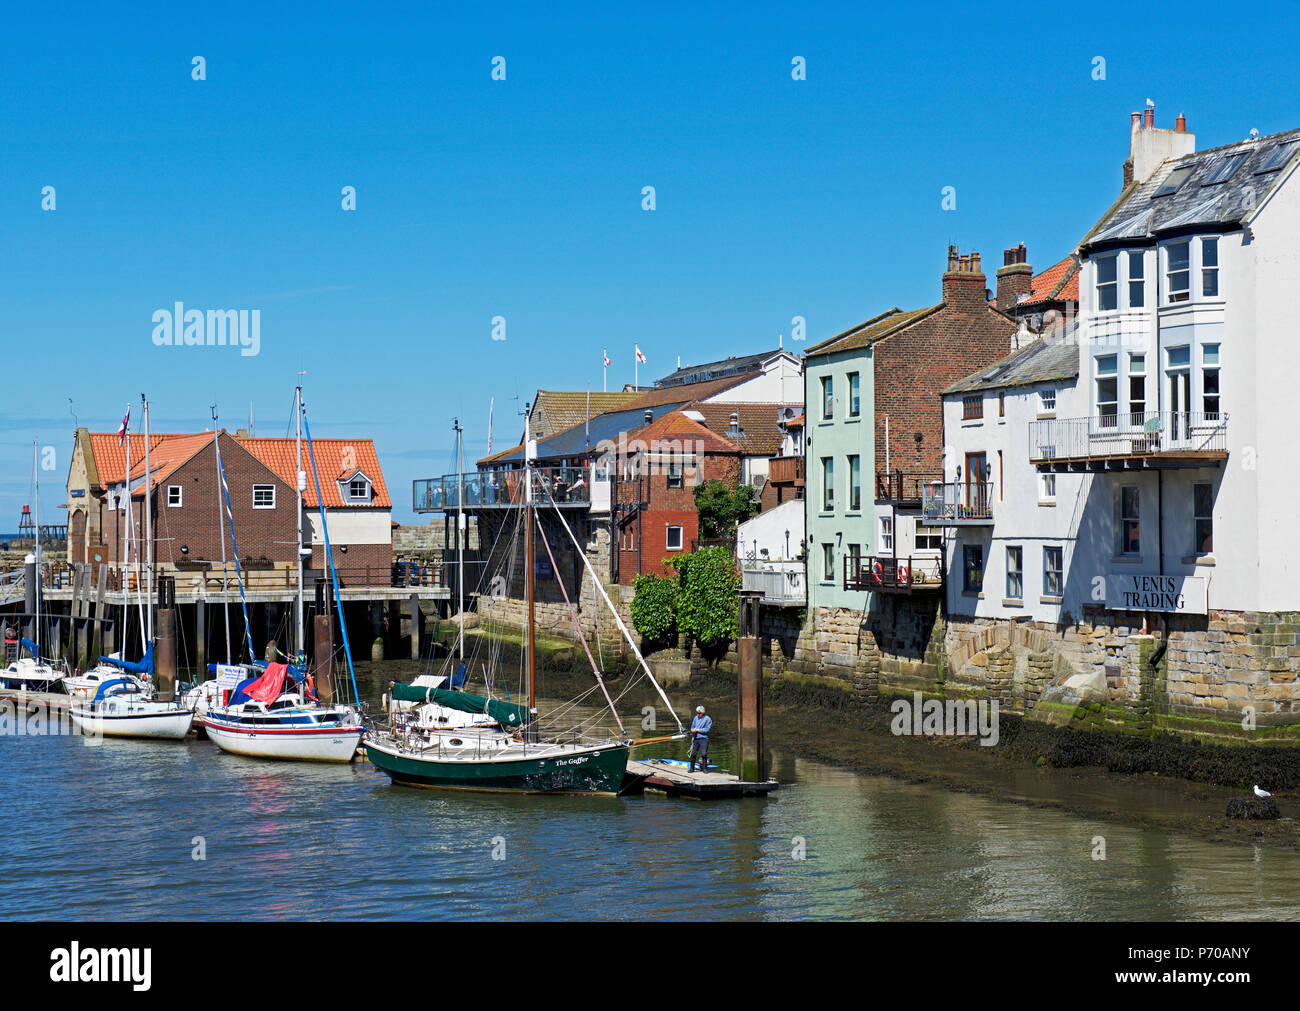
[1176,112,1186,133]
[1143,107,1154,129]
[1131,111,1142,131]
[947,245,960,272]
[971,252,981,274]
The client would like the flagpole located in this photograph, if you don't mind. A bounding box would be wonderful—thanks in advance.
[634,346,638,391]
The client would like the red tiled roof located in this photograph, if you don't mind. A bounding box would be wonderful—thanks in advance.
[1020,255,1079,307]
[631,411,739,454]
[88,433,189,487]
[237,436,391,509]
[126,433,216,497]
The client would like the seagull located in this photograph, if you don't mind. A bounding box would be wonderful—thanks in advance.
[1253,784,1271,798]
[1146,98,1155,108]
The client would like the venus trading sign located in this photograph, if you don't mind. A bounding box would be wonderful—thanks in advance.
[1105,573,1207,615]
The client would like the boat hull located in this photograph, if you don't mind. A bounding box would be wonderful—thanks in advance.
[69,707,195,740]
[204,719,363,762]
[365,738,629,795]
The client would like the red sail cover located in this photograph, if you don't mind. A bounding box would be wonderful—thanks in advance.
[244,663,288,704]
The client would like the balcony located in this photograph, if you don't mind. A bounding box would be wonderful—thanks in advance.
[922,481,994,525]
[740,559,805,606]
[413,467,607,512]
[877,470,943,505]
[843,555,943,594]
[1029,412,1229,470]
[769,455,805,486]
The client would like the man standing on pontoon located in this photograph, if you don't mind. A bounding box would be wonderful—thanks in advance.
[687,705,712,773]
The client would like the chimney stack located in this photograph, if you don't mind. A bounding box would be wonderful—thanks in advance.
[1124,103,1195,190]
[996,243,1033,312]
[942,245,988,306]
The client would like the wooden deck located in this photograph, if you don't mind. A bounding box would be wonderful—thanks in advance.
[621,759,778,799]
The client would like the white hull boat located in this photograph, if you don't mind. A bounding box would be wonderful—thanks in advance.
[203,694,363,763]
[70,697,195,740]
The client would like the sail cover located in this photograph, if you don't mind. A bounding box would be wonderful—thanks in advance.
[98,642,154,675]
[242,663,289,704]
[389,682,531,727]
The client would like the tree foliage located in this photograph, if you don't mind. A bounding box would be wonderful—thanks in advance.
[630,573,679,645]
[669,545,741,648]
[693,479,758,541]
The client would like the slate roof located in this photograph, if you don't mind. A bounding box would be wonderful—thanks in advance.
[1083,127,1300,250]
[944,324,1081,395]
[804,305,943,357]
[655,350,784,388]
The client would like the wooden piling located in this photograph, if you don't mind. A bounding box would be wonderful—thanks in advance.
[156,608,177,701]
[409,593,422,661]
[314,613,334,704]
[195,598,206,671]
[92,563,107,661]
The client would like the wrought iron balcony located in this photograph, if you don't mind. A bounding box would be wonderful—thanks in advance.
[922,480,994,525]
[843,555,942,594]
[877,470,944,505]
[1029,411,1229,469]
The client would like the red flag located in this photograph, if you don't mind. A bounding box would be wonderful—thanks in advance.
[118,407,130,446]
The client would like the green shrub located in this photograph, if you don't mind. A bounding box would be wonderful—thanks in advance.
[630,573,679,645]
[670,545,741,648]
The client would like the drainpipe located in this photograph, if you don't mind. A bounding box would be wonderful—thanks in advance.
[1157,470,1164,576]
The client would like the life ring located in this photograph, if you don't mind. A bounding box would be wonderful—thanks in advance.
[871,560,884,586]
[897,563,910,583]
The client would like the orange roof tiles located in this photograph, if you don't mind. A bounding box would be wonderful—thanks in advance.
[1020,255,1079,307]
[237,436,391,509]
[88,432,188,487]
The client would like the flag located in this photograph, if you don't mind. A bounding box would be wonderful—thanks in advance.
[603,349,611,368]
[635,344,646,364]
[118,407,130,446]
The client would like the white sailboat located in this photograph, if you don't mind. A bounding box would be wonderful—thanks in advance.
[202,385,364,763]
[70,396,195,740]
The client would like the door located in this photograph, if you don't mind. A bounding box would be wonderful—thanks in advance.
[964,453,987,513]
[1167,367,1190,444]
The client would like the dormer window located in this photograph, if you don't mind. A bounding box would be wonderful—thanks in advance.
[347,477,371,501]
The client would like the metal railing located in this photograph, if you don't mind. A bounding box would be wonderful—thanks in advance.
[876,470,944,503]
[414,467,606,512]
[1029,411,1229,462]
[740,559,806,606]
[921,481,994,523]
[843,555,943,593]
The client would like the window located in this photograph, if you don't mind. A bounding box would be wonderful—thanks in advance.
[1255,141,1299,174]
[879,516,893,554]
[1154,166,1193,197]
[1201,238,1219,298]
[1096,355,1118,425]
[847,542,862,577]
[963,394,983,420]
[1039,388,1056,414]
[1096,254,1118,311]
[1201,153,1246,186]
[665,525,683,551]
[167,485,182,508]
[1040,471,1056,503]
[1006,546,1023,600]
[848,455,861,511]
[1129,353,1146,419]
[348,477,370,500]
[963,544,983,593]
[821,376,834,420]
[1202,344,1220,418]
[998,390,1005,418]
[1128,251,1145,308]
[822,543,835,583]
[1193,483,1213,554]
[666,465,683,490]
[915,518,941,551]
[1043,546,1063,598]
[1166,241,1190,302]
[253,485,276,509]
[847,372,861,417]
[1119,486,1140,555]
[821,457,834,511]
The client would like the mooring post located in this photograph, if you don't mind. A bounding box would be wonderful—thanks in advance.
[23,554,36,645]
[314,612,334,704]
[370,601,385,662]
[195,598,206,671]
[409,593,422,661]
[737,591,765,783]
[93,562,107,661]
[156,608,176,701]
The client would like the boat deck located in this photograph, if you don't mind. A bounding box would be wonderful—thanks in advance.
[621,759,778,799]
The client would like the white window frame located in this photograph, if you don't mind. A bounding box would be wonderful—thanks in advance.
[253,484,277,509]
[167,485,182,508]
[879,515,893,554]
[1006,545,1023,601]
[1127,250,1146,308]
[1118,485,1140,556]
[848,454,861,512]
[1202,343,1221,418]
[1095,254,1118,312]
[914,518,941,551]
[348,477,371,501]
[1164,240,1191,304]
[1039,387,1056,415]
[665,525,683,552]
[1039,470,1057,504]
[1201,237,1220,299]
[821,375,834,420]
[821,456,834,512]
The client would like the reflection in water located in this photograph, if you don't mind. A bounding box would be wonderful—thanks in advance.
[2,674,1299,921]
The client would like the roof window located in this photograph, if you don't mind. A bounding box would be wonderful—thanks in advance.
[1153,166,1193,197]
[1200,153,1247,185]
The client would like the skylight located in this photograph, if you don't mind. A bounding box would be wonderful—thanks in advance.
[1201,153,1247,185]
[1153,166,1193,197]
[1255,141,1299,174]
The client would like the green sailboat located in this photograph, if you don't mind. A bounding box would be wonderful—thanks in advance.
[365,416,683,795]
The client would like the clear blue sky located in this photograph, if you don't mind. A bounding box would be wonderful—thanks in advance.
[4,0,1298,524]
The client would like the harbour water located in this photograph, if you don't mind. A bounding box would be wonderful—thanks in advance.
[3,661,1300,921]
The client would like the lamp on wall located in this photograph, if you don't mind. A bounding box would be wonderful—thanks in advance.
[180,545,189,556]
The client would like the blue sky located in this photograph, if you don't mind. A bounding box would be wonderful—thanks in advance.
[4,1,1299,523]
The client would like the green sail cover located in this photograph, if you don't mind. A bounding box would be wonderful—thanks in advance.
[390,683,532,727]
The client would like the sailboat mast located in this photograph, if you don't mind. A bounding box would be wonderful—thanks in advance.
[142,394,153,644]
[122,405,131,655]
[212,407,231,664]
[32,441,40,656]
[525,405,536,731]
[455,419,464,662]
[295,383,305,657]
